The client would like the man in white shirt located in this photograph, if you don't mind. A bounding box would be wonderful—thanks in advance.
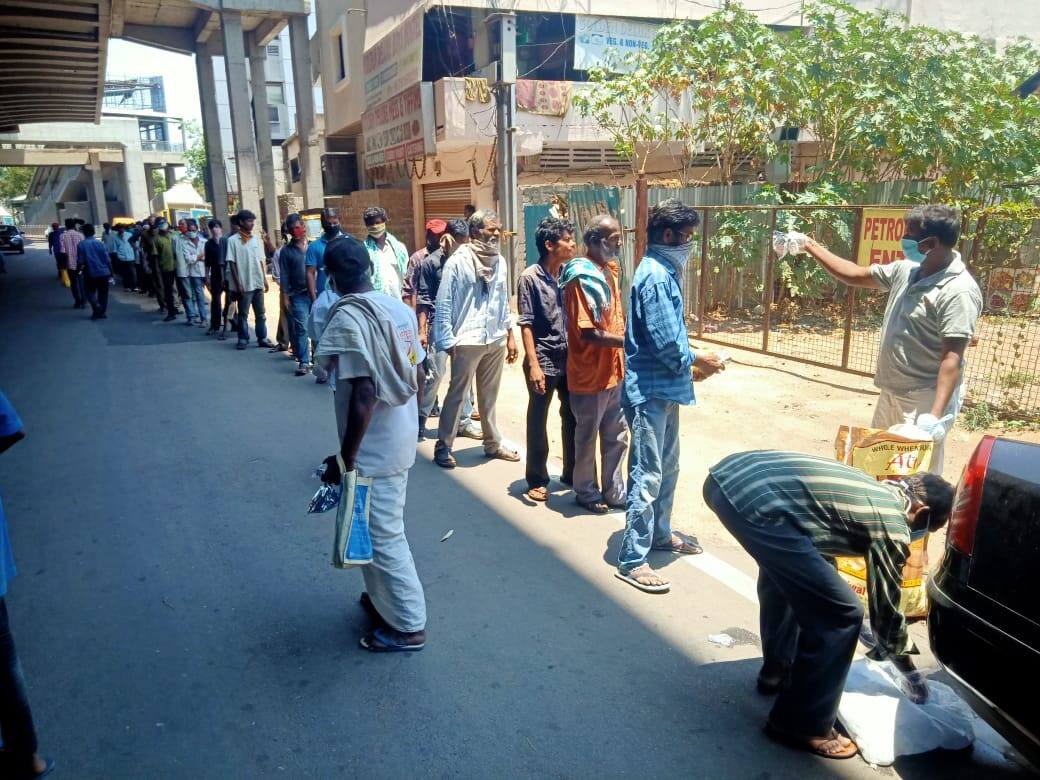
[362,207,408,299]
[180,218,209,328]
[225,209,277,350]
[432,209,520,468]
[315,236,428,652]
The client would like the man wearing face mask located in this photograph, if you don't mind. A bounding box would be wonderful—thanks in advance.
[154,220,179,322]
[615,201,726,593]
[204,219,224,335]
[306,208,345,383]
[404,219,447,308]
[703,452,955,759]
[800,204,981,475]
[280,214,314,376]
[363,207,409,299]
[559,215,628,514]
[415,220,481,440]
[226,209,276,351]
[433,210,520,467]
[178,219,208,327]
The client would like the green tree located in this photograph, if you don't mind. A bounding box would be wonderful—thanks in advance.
[151,168,167,196]
[0,166,35,207]
[181,119,208,195]
[575,5,790,182]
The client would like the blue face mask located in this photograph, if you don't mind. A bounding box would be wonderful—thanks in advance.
[652,240,695,269]
[901,237,928,263]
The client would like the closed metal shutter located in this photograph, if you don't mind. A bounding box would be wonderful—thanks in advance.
[422,180,472,222]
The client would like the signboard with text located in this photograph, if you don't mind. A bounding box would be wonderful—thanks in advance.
[856,208,909,266]
[574,15,661,73]
[362,83,434,170]
[363,10,424,110]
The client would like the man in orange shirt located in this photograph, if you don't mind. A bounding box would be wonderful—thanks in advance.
[559,215,629,514]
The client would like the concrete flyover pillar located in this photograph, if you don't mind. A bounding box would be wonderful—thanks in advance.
[289,15,323,209]
[144,164,156,208]
[248,33,281,236]
[220,11,262,217]
[164,165,177,190]
[121,146,150,219]
[87,153,109,226]
[195,42,229,226]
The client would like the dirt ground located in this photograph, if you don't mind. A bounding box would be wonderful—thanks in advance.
[489,340,1040,552]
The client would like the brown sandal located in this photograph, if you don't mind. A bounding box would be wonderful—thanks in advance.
[765,722,859,760]
[527,486,549,502]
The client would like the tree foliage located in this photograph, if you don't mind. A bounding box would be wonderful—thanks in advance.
[181,119,208,195]
[575,0,1040,204]
[0,166,35,208]
[574,5,789,182]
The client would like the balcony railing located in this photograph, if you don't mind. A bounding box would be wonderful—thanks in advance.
[141,140,184,153]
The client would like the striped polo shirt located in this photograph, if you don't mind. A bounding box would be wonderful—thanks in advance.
[709,450,916,657]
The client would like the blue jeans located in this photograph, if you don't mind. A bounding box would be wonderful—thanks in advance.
[237,288,268,345]
[288,294,312,364]
[187,276,207,323]
[0,598,38,770]
[618,399,681,573]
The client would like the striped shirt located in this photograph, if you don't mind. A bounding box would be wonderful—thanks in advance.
[709,450,916,657]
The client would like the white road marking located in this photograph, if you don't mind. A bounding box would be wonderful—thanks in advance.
[502,440,760,605]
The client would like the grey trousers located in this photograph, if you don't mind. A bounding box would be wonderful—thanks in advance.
[569,386,628,505]
[421,348,475,422]
[437,341,506,453]
[703,475,863,737]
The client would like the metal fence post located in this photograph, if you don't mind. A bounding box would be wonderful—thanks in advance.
[841,207,864,370]
[697,208,710,338]
[762,208,777,351]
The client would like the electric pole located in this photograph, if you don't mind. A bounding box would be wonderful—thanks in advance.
[488,12,518,287]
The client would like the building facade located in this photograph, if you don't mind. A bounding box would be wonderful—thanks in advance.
[313,0,1040,249]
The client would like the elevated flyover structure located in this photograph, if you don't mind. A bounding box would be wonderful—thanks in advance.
[0,0,321,228]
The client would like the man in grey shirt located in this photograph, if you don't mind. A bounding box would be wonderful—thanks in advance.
[801,204,982,474]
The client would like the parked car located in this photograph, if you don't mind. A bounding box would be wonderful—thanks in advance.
[0,224,25,254]
[928,435,1040,760]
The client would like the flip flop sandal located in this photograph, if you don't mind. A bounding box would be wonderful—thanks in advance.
[578,500,609,514]
[653,533,703,555]
[764,722,859,760]
[614,569,670,594]
[360,627,426,653]
[527,486,549,502]
[485,448,520,462]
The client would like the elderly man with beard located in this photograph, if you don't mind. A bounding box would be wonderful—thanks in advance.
[432,210,520,468]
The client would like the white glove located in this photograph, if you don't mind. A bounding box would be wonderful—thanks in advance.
[915,413,953,441]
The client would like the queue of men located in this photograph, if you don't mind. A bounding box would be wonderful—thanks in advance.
[41,200,981,762]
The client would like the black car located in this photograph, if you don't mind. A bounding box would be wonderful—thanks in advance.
[929,435,1040,760]
[0,225,25,254]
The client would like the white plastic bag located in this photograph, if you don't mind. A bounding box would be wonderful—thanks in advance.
[772,231,810,258]
[838,659,975,766]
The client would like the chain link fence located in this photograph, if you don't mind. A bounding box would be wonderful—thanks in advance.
[683,204,1039,422]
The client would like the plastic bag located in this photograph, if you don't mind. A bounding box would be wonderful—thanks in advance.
[838,659,975,766]
[60,268,71,288]
[772,231,809,258]
[308,463,341,514]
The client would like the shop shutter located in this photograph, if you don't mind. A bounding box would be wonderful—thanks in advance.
[422,180,472,222]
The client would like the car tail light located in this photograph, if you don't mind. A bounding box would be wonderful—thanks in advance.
[947,435,996,556]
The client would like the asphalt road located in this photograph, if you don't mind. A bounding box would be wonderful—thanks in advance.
[0,246,1031,778]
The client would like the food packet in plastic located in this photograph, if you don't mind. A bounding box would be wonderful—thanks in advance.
[308,463,341,514]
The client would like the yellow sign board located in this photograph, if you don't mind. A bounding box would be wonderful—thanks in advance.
[856,208,909,266]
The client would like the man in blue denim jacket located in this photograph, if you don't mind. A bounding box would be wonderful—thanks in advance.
[616,200,726,593]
